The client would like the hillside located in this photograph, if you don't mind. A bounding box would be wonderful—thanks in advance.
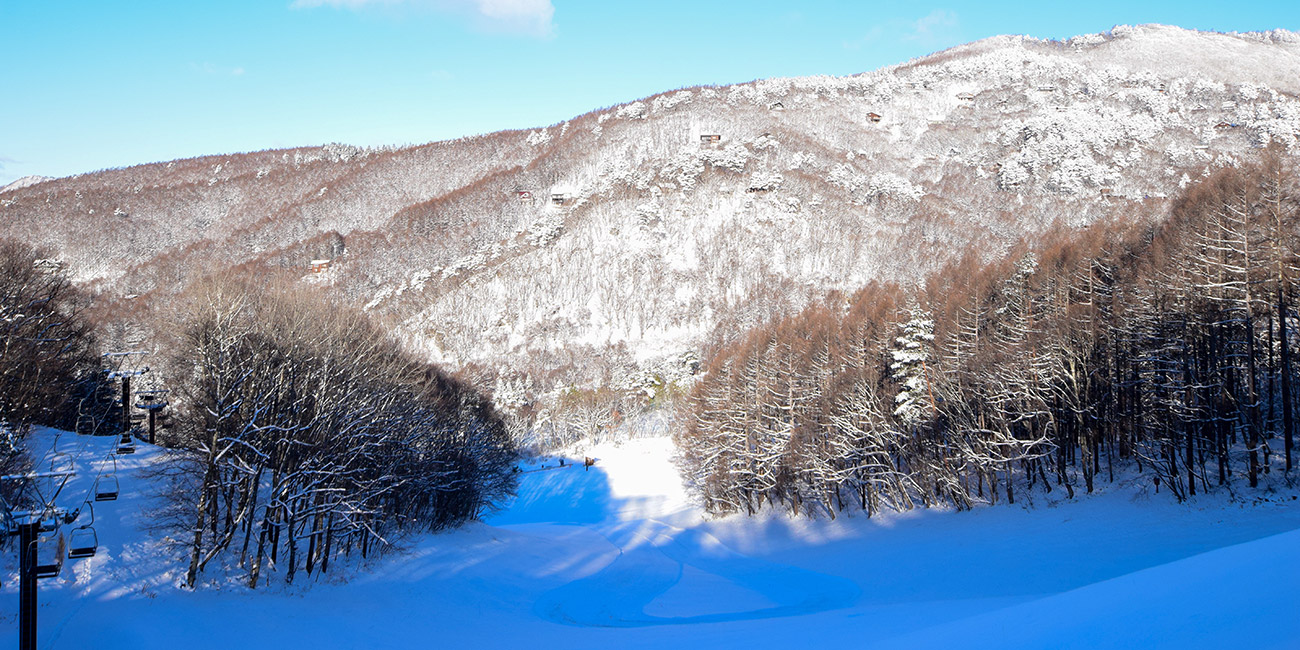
[2,24,1299,401]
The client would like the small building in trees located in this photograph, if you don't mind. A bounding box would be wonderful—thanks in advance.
[956,92,975,103]
[309,259,331,274]
[768,101,785,111]
[700,134,722,145]
[550,183,576,207]
[517,190,534,204]
[33,258,65,274]
[867,112,882,123]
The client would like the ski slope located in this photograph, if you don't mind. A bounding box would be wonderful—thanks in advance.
[4,428,1300,648]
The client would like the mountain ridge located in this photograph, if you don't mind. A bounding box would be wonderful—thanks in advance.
[2,23,1298,403]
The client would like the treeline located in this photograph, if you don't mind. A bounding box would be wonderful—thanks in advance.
[0,239,105,459]
[677,152,1299,517]
[164,276,517,588]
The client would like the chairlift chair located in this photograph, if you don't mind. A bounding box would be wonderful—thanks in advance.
[33,533,65,578]
[68,528,98,559]
[48,432,75,472]
[50,452,74,473]
[95,474,119,501]
[68,503,98,559]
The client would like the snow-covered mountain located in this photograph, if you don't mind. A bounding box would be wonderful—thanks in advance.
[0,175,53,194]
[2,24,1299,396]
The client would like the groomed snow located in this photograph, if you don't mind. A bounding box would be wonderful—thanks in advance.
[4,428,1300,648]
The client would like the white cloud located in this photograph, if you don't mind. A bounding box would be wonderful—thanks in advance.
[904,9,958,44]
[845,9,959,50]
[473,0,553,35]
[292,0,555,37]
[192,62,247,77]
[293,0,394,6]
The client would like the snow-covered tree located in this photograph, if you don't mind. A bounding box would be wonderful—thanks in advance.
[890,306,936,426]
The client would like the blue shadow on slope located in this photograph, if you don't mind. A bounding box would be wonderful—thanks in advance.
[484,455,861,628]
[532,522,860,628]
[486,459,616,526]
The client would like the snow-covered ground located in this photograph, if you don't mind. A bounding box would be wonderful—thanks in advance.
[4,428,1300,648]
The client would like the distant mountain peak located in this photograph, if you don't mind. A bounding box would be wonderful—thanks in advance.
[0,175,54,194]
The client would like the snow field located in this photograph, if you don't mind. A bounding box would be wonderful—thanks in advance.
[4,429,1300,648]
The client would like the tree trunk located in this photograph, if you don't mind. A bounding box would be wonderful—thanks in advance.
[1281,286,1295,472]
[185,457,218,588]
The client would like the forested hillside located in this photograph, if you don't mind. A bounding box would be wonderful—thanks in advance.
[678,153,1299,516]
[2,25,1299,424]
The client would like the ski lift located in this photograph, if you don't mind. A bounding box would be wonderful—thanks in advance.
[68,504,98,559]
[49,448,73,473]
[48,432,72,469]
[95,474,119,502]
[117,434,135,455]
[33,532,65,579]
[68,527,98,559]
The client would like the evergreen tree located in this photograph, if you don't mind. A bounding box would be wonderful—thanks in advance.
[891,306,936,426]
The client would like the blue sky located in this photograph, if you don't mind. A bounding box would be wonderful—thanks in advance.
[1,1,1297,185]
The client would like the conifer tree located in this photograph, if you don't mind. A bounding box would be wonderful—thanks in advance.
[891,306,936,426]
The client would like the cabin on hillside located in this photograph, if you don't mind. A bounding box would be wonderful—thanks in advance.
[956,92,975,103]
[768,101,785,111]
[700,134,722,145]
[1099,187,1115,199]
[309,259,331,274]
[867,112,882,124]
[33,258,65,274]
[551,192,569,206]
[517,190,534,204]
